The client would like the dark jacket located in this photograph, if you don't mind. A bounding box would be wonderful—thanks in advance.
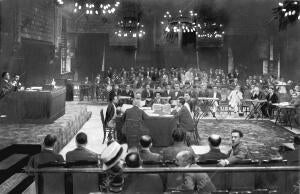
[121,89,134,98]
[170,91,184,100]
[66,146,98,163]
[141,89,154,99]
[162,90,172,97]
[227,142,249,164]
[109,89,122,99]
[198,148,227,162]
[139,149,162,162]
[174,106,194,132]
[28,149,64,168]
[0,79,14,99]
[266,92,279,103]
[104,102,116,127]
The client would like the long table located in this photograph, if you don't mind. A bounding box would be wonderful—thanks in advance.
[0,87,66,123]
[116,114,176,147]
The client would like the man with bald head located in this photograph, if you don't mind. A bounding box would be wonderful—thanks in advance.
[198,134,227,162]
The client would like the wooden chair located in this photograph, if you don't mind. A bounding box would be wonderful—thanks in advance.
[37,162,66,194]
[100,109,116,144]
[191,107,202,145]
[227,159,259,192]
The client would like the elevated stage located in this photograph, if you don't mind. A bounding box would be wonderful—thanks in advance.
[0,102,91,153]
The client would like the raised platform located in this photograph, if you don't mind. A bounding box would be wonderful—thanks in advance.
[0,102,91,153]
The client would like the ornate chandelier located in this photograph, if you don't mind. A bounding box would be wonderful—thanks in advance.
[114,18,145,38]
[273,0,300,30]
[161,10,225,42]
[73,0,120,15]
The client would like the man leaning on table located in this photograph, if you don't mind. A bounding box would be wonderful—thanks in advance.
[218,129,249,166]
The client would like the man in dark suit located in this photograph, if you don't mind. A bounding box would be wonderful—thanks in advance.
[121,96,150,146]
[198,134,227,162]
[174,98,194,133]
[123,152,164,194]
[109,84,122,100]
[262,86,279,117]
[161,128,195,162]
[28,134,64,168]
[0,72,14,99]
[121,84,134,99]
[171,83,183,100]
[139,135,161,162]
[162,84,172,98]
[105,95,119,128]
[141,84,154,106]
[218,130,249,166]
[66,132,98,163]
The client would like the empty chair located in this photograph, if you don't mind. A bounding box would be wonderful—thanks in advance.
[227,159,259,192]
[37,162,66,194]
[256,159,287,193]
[67,161,99,194]
[100,109,116,144]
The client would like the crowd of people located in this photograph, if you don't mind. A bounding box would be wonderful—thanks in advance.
[94,66,300,123]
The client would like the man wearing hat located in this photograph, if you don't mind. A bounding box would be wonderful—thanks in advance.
[198,134,227,162]
[122,152,164,194]
[100,141,126,193]
[139,135,162,162]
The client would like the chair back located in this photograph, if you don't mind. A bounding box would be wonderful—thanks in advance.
[227,160,259,191]
[67,161,99,194]
[37,162,66,194]
[100,109,105,127]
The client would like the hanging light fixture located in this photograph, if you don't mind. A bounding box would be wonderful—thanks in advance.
[273,0,300,30]
[114,18,145,38]
[73,0,120,15]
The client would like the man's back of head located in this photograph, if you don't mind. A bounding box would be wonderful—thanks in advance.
[76,132,88,146]
[208,134,222,148]
[140,135,152,149]
[43,134,57,148]
[172,128,185,143]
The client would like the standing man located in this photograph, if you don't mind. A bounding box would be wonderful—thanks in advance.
[0,72,14,99]
[105,95,119,129]
[218,129,249,166]
[208,86,222,117]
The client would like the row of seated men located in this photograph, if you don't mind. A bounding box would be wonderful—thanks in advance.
[27,130,300,193]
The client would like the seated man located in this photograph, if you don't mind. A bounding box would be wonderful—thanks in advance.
[218,129,249,166]
[198,134,227,162]
[141,84,154,106]
[261,86,279,117]
[66,132,98,163]
[123,152,164,194]
[161,128,195,162]
[171,83,183,100]
[28,134,64,168]
[121,84,134,99]
[166,151,216,193]
[150,91,163,106]
[139,135,161,162]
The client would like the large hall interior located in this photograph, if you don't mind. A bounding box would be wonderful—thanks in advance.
[0,0,300,193]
